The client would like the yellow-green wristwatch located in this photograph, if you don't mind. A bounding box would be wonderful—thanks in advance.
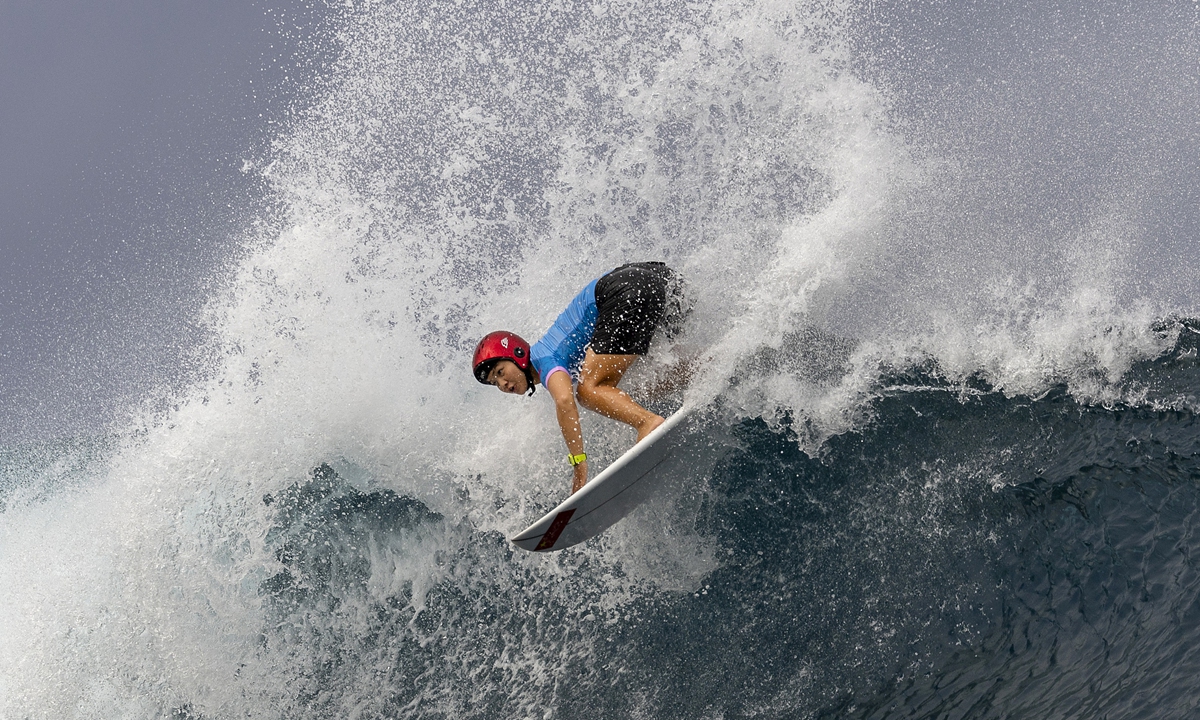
[568,452,587,467]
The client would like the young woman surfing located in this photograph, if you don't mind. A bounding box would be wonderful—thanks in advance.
[472,262,689,493]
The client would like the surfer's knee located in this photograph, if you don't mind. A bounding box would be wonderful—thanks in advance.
[576,377,621,413]
[575,380,601,410]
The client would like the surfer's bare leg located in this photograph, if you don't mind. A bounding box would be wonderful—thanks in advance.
[639,352,699,401]
[576,348,665,442]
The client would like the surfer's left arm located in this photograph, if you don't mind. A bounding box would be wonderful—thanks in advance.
[546,370,588,493]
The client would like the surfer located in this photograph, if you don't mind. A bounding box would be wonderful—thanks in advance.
[472,261,689,493]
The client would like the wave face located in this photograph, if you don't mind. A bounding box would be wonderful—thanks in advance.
[2,0,1198,718]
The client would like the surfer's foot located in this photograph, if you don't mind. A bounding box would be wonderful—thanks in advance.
[635,414,665,443]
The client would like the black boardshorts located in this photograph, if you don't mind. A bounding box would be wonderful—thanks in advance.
[591,262,689,356]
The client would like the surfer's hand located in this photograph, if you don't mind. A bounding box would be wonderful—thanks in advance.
[571,461,588,494]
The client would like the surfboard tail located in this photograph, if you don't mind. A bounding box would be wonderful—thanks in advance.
[532,509,575,551]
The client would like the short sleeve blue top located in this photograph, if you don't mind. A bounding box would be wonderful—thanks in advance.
[529,278,599,388]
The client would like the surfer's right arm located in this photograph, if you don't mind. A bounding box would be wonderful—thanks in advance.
[546,370,588,493]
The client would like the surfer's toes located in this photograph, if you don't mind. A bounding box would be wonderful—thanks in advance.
[636,414,665,442]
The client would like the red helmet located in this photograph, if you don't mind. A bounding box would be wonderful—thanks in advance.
[472,331,534,390]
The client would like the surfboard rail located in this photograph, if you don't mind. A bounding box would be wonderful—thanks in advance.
[510,404,694,552]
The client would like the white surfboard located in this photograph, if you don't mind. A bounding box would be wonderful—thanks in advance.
[510,404,695,552]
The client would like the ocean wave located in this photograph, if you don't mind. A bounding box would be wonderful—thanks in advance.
[3,0,1198,717]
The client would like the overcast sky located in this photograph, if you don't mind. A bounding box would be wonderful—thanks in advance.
[2,0,1195,445]
[0,0,328,443]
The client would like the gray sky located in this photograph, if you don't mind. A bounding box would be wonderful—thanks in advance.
[0,0,328,443]
[2,0,1195,445]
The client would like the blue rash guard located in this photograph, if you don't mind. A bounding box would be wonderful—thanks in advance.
[529,278,600,388]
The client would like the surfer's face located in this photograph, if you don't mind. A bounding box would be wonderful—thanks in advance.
[486,360,528,395]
